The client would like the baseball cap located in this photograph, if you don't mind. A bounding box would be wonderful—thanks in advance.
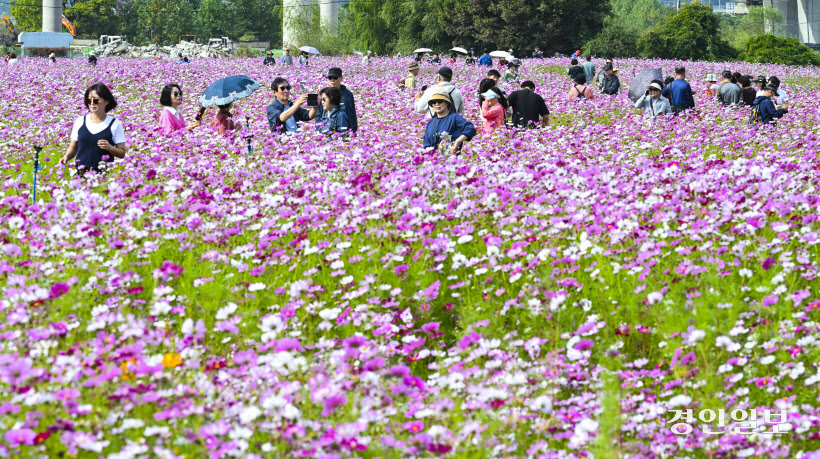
[756,75,767,84]
[437,66,453,80]
[603,64,613,71]
[721,70,732,79]
[327,67,343,78]
[764,83,778,91]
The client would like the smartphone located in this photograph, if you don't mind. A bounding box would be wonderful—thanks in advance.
[421,85,428,91]
[307,93,319,108]
[195,106,207,121]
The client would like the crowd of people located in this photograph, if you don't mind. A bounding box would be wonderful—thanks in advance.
[54,51,791,174]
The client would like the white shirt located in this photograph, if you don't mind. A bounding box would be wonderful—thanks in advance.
[413,82,465,118]
[7,59,18,65]
[775,88,789,104]
[70,115,126,144]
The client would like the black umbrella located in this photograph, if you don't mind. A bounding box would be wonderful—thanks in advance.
[629,68,663,102]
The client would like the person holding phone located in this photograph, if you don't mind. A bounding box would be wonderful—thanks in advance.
[315,87,349,136]
[266,77,317,134]
[158,84,202,135]
[634,80,672,119]
[59,83,127,173]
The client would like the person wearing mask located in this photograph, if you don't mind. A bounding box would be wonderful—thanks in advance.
[318,67,358,133]
[480,91,505,134]
[266,77,318,134]
[593,58,613,87]
[581,56,595,83]
[568,59,583,80]
[716,70,741,106]
[362,50,373,64]
[158,84,201,135]
[298,51,309,66]
[568,74,595,101]
[430,53,441,64]
[263,51,276,66]
[478,49,492,67]
[281,48,294,66]
[315,86,350,136]
[423,90,476,154]
[59,83,127,173]
[508,80,549,128]
[414,66,465,117]
[751,84,788,125]
[739,76,757,106]
[767,76,788,105]
[210,102,242,135]
[598,64,620,95]
[404,62,420,89]
[465,48,476,65]
[88,51,97,66]
[705,74,719,96]
[504,59,521,83]
[634,80,672,119]
[532,46,543,58]
[661,66,695,114]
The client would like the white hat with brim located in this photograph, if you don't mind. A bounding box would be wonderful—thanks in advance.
[646,82,663,91]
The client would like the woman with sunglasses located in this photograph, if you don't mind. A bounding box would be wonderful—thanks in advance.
[159,84,201,135]
[315,86,349,136]
[59,83,127,173]
[422,89,476,154]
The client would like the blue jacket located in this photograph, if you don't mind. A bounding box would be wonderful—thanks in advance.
[317,85,358,132]
[478,55,492,67]
[661,78,695,109]
[423,112,476,150]
[316,104,350,135]
[266,98,312,134]
[281,55,293,65]
[752,96,787,124]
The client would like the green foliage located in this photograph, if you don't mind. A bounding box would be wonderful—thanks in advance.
[450,0,610,55]
[132,0,196,44]
[285,5,352,55]
[583,20,638,58]
[611,0,671,35]
[10,0,44,32]
[232,45,261,57]
[65,0,119,38]
[720,6,786,54]
[26,46,69,57]
[637,1,735,61]
[238,34,257,42]
[741,33,820,66]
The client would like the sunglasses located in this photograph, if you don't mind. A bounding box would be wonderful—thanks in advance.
[172,91,182,97]
[86,98,102,105]
[327,76,339,81]
[428,100,447,106]
[279,86,292,91]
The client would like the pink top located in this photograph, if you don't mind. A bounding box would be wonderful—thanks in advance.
[568,84,595,100]
[159,107,186,135]
[210,109,239,135]
[481,100,505,134]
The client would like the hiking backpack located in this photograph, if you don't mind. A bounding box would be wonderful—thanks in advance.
[748,104,760,125]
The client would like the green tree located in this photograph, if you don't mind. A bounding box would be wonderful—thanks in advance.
[611,0,670,35]
[133,0,196,44]
[342,0,392,54]
[65,0,119,38]
[10,0,44,32]
[583,20,638,58]
[449,0,610,55]
[741,33,820,66]
[637,0,735,61]
[195,0,235,39]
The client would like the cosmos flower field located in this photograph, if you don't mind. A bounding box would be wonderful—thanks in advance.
[1,55,820,458]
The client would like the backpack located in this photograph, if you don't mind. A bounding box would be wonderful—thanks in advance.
[573,84,586,100]
[748,104,761,125]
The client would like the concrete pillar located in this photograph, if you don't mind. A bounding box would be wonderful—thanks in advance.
[42,0,62,33]
[282,0,313,48]
[797,0,820,44]
[320,1,339,34]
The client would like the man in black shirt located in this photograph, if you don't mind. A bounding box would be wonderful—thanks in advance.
[507,80,549,128]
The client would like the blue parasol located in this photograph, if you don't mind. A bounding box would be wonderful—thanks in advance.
[198,75,261,107]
